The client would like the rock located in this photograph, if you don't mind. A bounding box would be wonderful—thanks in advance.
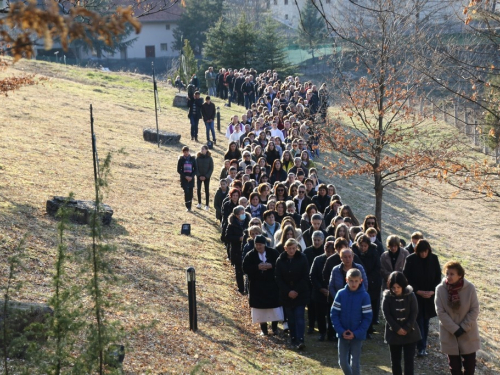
[46,196,113,225]
[143,128,181,145]
[0,300,53,358]
[173,92,188,108]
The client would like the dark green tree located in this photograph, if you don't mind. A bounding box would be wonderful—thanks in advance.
[297,0,327,64]
[255,17,292,73]
[226,14,257,68]
[173,0,224,55]
[203,17,229,68]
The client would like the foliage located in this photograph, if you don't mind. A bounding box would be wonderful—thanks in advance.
[225,14,257,68]
[254,17,292,74]
[203,17,229,68]
[172,0,224,54]
[297,0,328,64]
[1,237,25,375]
[177,39,197,86]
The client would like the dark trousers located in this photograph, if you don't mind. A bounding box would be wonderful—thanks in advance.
[416,314,430,351]
[190,116,199,140]
[182,185,193,210]
[260,321,278,334]
[448,352,476,375]
[284,305,306,344]
[389,342,417,375]
[231,248,244,293]
[236,91,244,106]
[369,288,381,330]
[307,302,316,331]
[221,86,228,100]
[196,178,210,206]
[315,299,335,337]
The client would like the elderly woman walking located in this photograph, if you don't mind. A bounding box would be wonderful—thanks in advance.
[435,261,480,375]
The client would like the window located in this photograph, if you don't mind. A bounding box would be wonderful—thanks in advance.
[284,0,288,4]
[285,14,288,20]
[326,0,330,3]
[273,0,277,5]
[145,45,155,58]
[165,24,170,30]
[161,43,168,51]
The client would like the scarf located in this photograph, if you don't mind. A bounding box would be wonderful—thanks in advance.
[445,277,464,310]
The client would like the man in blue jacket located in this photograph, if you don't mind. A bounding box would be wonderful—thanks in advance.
[328,249,368,298]
[331,268,372,375]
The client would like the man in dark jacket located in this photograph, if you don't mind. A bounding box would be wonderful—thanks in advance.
[302,214,327,248]
[177,146,197,212]
[187,91,203,142]
[234,72,245,106]
[241,76,254,110]
[242,235,281,335]
[225,206,251,294]
[310,240,336,341]
[195,146,214,209]
[294,184,312,215]
[303,231,325,335]
[201,96,216,144]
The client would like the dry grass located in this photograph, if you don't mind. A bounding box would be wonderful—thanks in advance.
[0,59,498,374]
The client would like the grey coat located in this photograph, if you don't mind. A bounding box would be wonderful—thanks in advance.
[382,286,421,346]
[380,248,410,288]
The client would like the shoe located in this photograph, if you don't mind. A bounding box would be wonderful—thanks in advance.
[259,331,268,336]
[195,138,199,142]
[213,140,216,145]
[296,342,306,350]
[191,137,193,140]
[416,349,428,357]
[205,205,209,210]
[186,208,191,212]
[196,203,202,209]
[318,334,325,342]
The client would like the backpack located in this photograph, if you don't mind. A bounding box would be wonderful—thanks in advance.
[187,84,195,99]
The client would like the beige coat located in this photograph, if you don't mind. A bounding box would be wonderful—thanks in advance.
[380,248,409,288]
[435,278,480,355]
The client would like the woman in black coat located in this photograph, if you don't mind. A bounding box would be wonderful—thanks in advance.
[226,206,251,294]
[275,238,311,350]
[403,239,441,357]
[311,184,330,214]
[242,235,282,336]
[382,272,421,375]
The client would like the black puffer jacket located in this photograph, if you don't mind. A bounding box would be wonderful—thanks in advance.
[382,286,421,345]
[275,250,311,308]
[225,214,250,266]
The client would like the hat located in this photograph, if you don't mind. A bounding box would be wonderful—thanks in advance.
[255,235,266,244]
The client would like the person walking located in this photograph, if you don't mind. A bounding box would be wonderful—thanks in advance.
[435,261,480,375]
[195,145,213,210]
[177,146,197,212]
[201,96,216,144]
[187,91,203,142]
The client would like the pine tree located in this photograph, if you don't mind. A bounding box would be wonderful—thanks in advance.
[178,39,198,85]
[203,17,229,68]
[297,0,328,65]
[255,17,292,74]
[173,0,224,55]
[226,14,257,69]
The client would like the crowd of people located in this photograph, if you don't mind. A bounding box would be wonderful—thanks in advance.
[177,68,481,375]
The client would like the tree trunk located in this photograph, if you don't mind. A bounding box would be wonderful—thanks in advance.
[374,172,383,231]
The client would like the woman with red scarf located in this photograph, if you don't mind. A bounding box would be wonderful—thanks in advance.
[435,261,480,375]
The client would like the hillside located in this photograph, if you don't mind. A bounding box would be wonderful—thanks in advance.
[0,60,499,374]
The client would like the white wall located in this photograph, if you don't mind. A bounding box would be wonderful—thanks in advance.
[120,21,178,59]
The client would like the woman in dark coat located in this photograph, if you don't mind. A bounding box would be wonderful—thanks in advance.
[311,184,330,214]
[269,159,287,184]
[275,238,311,350]
[226,206,251,294]
[382,272,421,375]
[242,235,282,336]
[195,145,214,209]
[403,239,441,357]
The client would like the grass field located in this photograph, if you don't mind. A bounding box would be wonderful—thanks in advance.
[0,59,499,374]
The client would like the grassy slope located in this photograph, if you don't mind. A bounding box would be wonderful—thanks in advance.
[0,60,498,374]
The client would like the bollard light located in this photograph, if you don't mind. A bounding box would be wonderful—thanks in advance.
[186,267,197,331]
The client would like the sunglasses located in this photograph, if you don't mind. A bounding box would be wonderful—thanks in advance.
[298,191,305,194]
